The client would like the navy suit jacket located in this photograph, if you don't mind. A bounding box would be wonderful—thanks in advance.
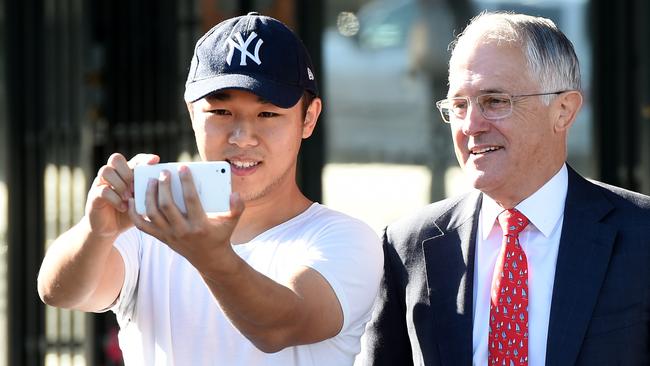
[359,167,650,365]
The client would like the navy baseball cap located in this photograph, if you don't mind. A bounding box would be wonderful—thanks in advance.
[184,12,319,108]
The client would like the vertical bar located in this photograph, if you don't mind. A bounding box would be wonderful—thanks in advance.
[622,2,638,191]
[296,0,324,202]
[639,0,650,194]
[44,0,61,361]
[0,0,10,363]
[592,0,638,190]
[592,0,622,185]
[6,0,47,363]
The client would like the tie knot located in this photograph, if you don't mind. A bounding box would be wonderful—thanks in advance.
[498,208,529,236]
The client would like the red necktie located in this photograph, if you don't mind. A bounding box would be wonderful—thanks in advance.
[489,209,529,366]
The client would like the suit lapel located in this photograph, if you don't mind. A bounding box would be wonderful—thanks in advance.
[422,191,482,366]
[545,167,617,365]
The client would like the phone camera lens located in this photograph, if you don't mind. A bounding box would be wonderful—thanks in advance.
[220,168,226,173]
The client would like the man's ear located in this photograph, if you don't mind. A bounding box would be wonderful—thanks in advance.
[302,97,322,139]
[553,90,583,133]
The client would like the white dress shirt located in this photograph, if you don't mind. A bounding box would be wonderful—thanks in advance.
[472,164,568,366]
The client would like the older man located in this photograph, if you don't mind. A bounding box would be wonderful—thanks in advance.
[359,11,650,366]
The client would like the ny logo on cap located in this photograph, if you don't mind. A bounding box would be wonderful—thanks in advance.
[225,32,264,66]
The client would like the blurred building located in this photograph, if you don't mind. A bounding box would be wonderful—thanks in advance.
[0,0,648,364]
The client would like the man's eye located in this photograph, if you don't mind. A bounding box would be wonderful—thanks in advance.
[259,111,278,118]
[208,109,231,116]
[485,97,509,106]
[451,100,467,110]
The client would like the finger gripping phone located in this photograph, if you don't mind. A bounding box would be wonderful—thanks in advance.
[133,161,231,215]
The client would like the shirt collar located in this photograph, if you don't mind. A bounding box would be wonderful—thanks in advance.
[481,164,568,239]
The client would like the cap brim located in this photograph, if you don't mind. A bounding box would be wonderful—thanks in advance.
[184,74,304,109]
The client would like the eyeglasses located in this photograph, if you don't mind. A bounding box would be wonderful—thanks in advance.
[435,91,568,123]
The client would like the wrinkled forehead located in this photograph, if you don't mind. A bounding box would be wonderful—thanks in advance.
[447,39,535,96]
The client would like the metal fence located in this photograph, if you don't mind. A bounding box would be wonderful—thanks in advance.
[3,0,323,364]
[5,0,196,364]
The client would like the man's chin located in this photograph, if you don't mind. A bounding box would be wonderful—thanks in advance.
[463,168,494,191]
[238,191,264,202]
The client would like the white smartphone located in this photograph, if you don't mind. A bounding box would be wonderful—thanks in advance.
[133,161,231,215]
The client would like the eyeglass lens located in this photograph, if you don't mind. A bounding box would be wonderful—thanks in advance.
[440,94,513,122]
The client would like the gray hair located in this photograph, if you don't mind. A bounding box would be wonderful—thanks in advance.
[449,12,581,104]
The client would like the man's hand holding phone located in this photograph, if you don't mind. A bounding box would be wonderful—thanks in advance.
[133,162,231,216]
[85,153,160,239]
[128,161,243,272]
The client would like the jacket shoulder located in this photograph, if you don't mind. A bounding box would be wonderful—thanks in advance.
[588,179,650,225]
[590,179,650,208]
[385,190,479,248]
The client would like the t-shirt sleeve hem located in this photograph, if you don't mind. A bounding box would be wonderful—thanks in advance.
[302,264,351,334]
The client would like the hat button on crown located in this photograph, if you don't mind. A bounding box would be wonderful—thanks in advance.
[247,11,260,16]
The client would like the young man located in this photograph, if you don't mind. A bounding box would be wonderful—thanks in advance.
[38,13,383,365]
[359,12,650,366]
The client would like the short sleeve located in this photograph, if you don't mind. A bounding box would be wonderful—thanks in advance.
[109,227,142,327]
[299,216,384,334]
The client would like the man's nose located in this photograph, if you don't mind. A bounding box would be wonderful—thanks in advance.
[460,101,490,135]
[228,120,259,147]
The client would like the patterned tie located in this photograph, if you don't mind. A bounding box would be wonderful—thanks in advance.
[489,208,529,366]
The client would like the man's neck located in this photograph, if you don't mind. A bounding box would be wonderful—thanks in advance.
[230,187,313,244]
[488,162,566,209]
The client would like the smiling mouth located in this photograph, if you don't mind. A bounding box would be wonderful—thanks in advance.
[470,146,503,155]
[227,159,261,169]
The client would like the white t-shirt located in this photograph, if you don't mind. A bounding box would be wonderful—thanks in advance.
[110,203,383,366]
